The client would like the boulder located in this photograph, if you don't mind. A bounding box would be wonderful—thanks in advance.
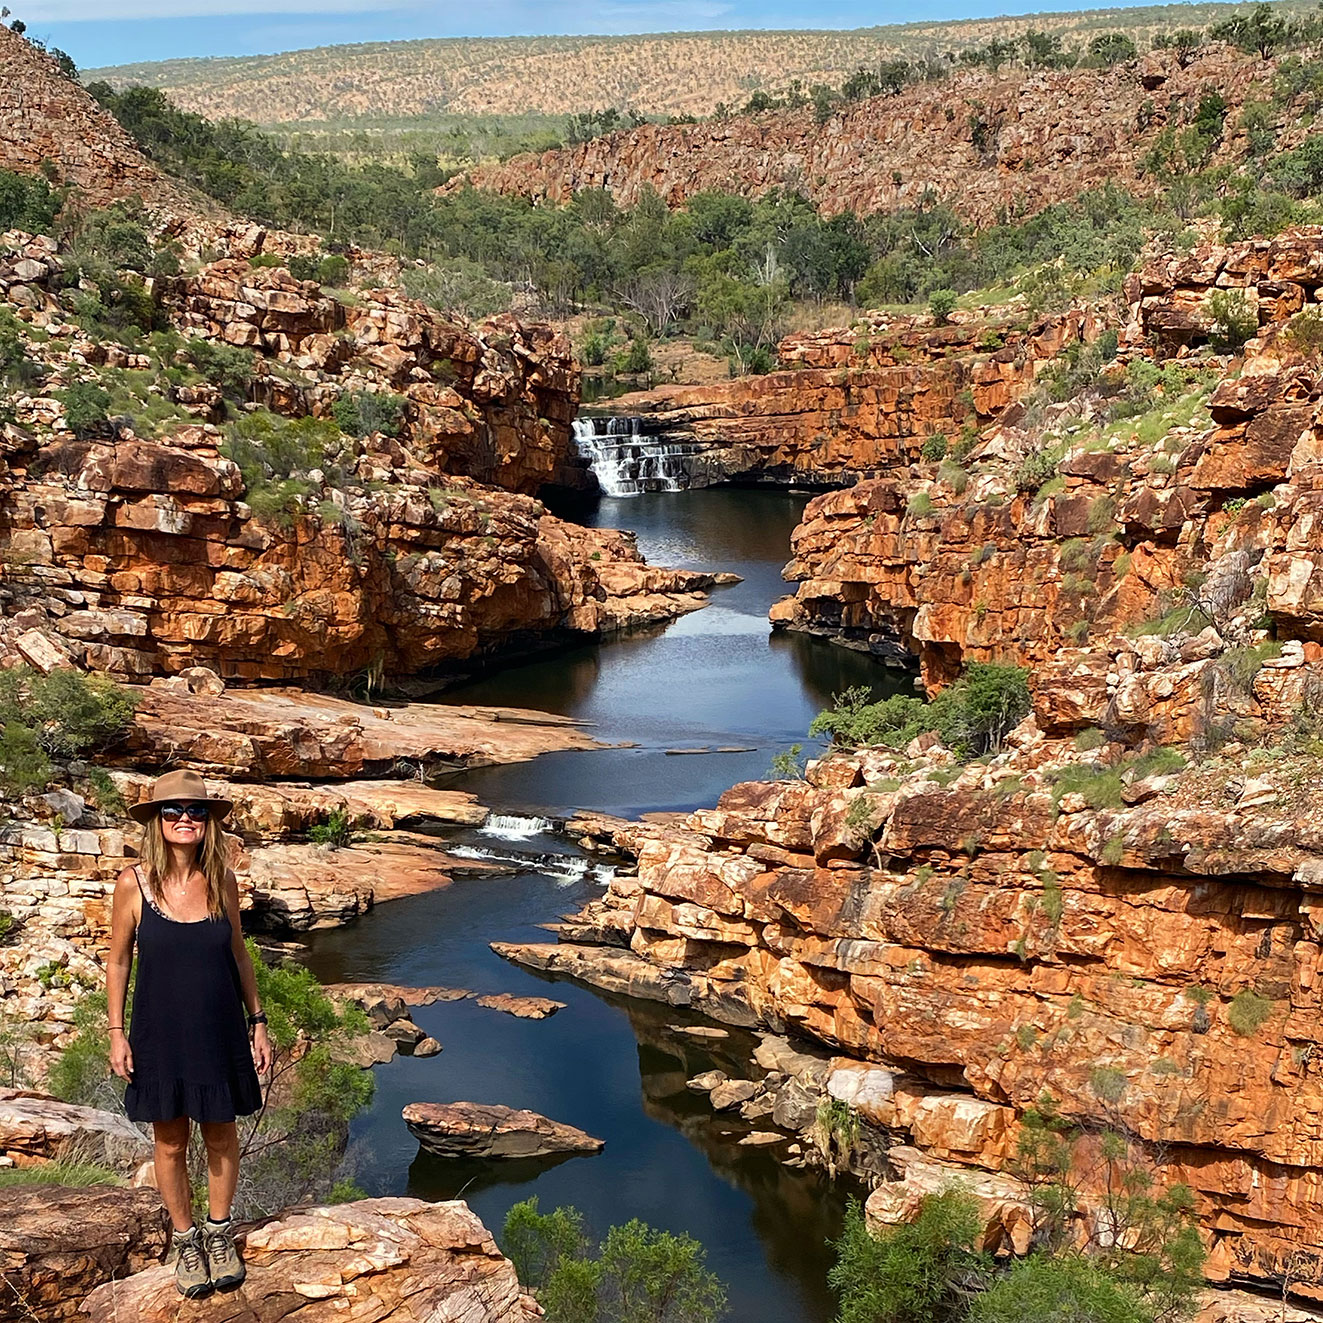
[402,1102,604,1160]
[0,1184,167,1323]
[474,993,566,1019]
[0,1089,152,1175]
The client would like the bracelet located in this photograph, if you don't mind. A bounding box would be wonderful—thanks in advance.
[247,1011,267,1026]
[109,1025,125,1032]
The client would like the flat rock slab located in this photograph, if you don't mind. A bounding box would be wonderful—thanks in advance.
[127,686,606,780]
[475,993,566,1019]
[403,1102,604,1160]
[326,982,472,1007]
[81,1197,540,1323]
[246,839,465,930]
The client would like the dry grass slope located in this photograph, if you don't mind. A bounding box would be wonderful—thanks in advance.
[85,0,1319,122]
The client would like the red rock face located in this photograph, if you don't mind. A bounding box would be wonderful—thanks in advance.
[500,746,1323,1296]
[0,430,717,682]
[160,261,579,495]
[0,27,189,214]
[457,50,1279,224]
[772,230,1323,713]
[601,308,1096,486]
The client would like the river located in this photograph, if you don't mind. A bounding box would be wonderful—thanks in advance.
[302,486,910,1323]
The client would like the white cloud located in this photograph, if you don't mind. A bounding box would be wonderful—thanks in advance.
[23,0,412,19]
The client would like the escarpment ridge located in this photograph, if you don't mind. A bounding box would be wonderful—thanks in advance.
[457,47,1285,224]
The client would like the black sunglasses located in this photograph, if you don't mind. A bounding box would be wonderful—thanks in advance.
[159,802,209,822]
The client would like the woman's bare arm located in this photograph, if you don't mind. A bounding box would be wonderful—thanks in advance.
[107,867,139,1080]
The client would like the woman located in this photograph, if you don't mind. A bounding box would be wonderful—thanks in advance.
[107,768,271,1299]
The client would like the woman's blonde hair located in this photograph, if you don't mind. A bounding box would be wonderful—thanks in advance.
[138,812,229,920]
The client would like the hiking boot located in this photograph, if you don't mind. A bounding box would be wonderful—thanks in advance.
[168,1225,212,1299]
[202,1217,246,1291]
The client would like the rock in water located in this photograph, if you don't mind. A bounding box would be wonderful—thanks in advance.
[81,1198,540,1323]
[474,993,566,1019]
[402,1101,604,1159]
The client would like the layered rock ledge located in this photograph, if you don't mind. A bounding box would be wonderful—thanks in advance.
[403,1101,604,1160]
[496,733,1323,1296]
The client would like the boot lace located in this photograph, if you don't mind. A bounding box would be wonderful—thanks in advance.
[202,1223,233,1259]
[177,1233,207,1275]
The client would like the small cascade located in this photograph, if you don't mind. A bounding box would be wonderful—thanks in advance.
[448,843,615,887]
[478,812,559,840]
[572,417,708,497]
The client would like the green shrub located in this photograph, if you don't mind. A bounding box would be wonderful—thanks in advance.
[332,390,407,439]
[810,664,1030,758]
[185,337,255,398]
[907,490,936,517]
[929,288,958,324]
[1227,988,1274,1037]
[769,743,807,780]
[288,251,351,286]
[0,167,62,234]
[57,382,111,437]
[47,992,119,1110]
[309,808,354,848]
[222,410,346,523]
[1207,289,1258,351]
[0,668,136,795]
[0,722,54,795]
[830,1191,987,1323]
[503,1197,726,1323]
[83,766,127,816]
[920,432,949,462]
[968,1254,1151,1323]
[1050,763,1124,810]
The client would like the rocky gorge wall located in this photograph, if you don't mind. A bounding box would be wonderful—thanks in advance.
[458,48,1281,224]
[772,229,1323,692]
[595,306,1095,489]
[504,727,1323,1296]
[0,234,729,684]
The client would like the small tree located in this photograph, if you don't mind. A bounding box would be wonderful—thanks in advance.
[929,289,958,324]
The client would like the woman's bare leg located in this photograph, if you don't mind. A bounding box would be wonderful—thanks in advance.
[198,1120,239,1221]
[152,1117,194,1232]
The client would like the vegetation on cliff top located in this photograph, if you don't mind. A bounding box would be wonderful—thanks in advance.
[810,666,1032,759]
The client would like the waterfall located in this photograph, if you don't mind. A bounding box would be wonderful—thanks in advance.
[478,812,559,840]
[572,416,706,497]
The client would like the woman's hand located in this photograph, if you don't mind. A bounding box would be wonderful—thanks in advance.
[251,1022,272,1076]
[109,1029,134,1081]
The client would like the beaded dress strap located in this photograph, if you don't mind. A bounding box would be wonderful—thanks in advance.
[133,865,170,921]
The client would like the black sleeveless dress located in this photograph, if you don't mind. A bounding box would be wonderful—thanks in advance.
[123,872,263,1124]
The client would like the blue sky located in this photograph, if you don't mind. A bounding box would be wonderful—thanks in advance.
[22,0,1175,70]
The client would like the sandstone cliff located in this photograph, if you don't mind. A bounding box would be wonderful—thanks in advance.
[0,233,726,684]
[599,306,1095,488]
[501,721,1323,1295]
[458,49,1280,224]
[772,228,1323,695]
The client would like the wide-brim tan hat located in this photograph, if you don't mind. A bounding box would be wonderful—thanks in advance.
[129,768,233,825]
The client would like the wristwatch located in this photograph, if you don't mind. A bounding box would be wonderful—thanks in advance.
[247,1011,268,1026]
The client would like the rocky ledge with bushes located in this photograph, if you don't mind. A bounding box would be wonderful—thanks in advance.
[0,228,730,686]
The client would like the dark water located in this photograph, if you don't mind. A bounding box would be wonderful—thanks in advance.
[448,489,910,817]
[302,487,906,1322]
